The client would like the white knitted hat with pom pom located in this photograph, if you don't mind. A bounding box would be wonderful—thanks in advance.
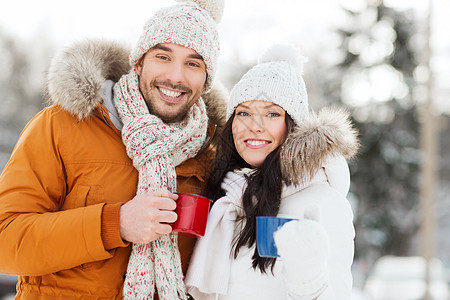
[227,44,309,124]
[130,0,224,92]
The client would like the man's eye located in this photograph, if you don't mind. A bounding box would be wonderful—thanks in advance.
[188,62,200,67]
[157,55,169,60]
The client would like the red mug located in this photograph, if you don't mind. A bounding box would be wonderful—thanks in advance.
[171,193,212,238]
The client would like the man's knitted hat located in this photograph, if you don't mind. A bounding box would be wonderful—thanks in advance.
[130,0,224,93]
[227,44,309,125]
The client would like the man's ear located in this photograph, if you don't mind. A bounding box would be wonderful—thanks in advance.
[135,56,144,76]
[202,73,209,93]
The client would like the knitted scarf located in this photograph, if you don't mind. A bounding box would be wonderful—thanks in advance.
[114,69,208,299]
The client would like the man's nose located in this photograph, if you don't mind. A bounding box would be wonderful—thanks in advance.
[164,62,185,84]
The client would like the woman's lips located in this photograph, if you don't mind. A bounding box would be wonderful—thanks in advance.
[244,139,271,149]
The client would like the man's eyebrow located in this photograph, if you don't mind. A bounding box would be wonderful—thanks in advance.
[152,44,204,61]
[152,44,172,52]
[189,53,204,61]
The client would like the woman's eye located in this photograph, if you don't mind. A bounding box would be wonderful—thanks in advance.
[268,112,281,117]
[236,111,249,117]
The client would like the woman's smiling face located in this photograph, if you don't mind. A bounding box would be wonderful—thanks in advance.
[232,100,287,168]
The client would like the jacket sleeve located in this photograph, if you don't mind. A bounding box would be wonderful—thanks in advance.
[0,109,113,276]
[278,183,355,299]
[274,213,330,300]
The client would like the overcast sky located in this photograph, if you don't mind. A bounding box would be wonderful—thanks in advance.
[1,0,448,111]
[1,0,443,52]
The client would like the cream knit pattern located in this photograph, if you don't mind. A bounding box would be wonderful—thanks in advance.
[226,44,309,125]
[114,68,208,299]
[129,0,223,93]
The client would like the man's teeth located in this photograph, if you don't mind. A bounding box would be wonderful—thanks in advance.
[160,87,182,98]
[246,140,268,146]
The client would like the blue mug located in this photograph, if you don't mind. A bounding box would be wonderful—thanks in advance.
[256,216,298,258]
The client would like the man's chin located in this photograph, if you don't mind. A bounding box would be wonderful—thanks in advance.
[144,94,193,123]
[149,108,187,123]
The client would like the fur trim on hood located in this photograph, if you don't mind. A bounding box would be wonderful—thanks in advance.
[45,39,228,133]
[280,107,359,185]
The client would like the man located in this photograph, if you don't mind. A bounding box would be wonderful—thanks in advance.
[0,0,227,299]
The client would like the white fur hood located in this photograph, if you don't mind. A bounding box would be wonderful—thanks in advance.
[44,39,228,132]
[280,107,359,186]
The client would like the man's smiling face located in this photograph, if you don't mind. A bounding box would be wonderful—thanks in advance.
[135,43,207,123]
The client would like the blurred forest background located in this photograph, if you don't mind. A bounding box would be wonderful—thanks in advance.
[1,0,449,292]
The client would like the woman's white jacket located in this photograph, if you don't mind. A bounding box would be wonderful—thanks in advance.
[185,108,359,299]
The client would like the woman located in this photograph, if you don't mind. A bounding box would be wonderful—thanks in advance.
[185,44,359,299]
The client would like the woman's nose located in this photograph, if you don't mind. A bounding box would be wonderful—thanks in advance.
[248,116,264,132]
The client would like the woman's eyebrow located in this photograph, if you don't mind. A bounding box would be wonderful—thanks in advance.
[237,103,282,111]
[263,103,281,109]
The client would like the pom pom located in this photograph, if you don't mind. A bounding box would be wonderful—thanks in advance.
[258,44,308,74]
[176,0,225,23]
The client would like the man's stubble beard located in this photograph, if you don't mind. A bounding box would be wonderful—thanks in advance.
[138,77,202,123]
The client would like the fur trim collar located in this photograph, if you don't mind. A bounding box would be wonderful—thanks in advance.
[45,39,227,132]
[280,107,359,185]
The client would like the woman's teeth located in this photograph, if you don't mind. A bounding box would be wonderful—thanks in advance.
[159,87,182,98]
[246,140,268,146]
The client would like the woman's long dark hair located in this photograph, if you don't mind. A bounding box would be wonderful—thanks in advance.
[205,112,295,273]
